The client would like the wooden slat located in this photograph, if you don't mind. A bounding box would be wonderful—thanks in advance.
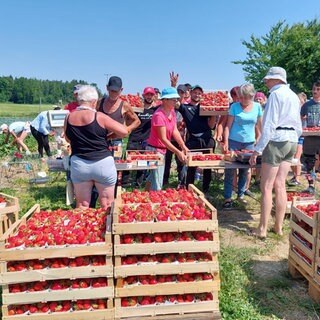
[114,240,219,256]
[114,261,219,278]
[289,247,314,278]
[0,243,112,261]
[3,286,114,304]
[117,312,221,320]
[116,279,220,297]
[0,265,113,285]
[290,221,316,245]
[114,300,219,318]
[113,220,218,235]
[1,307,114,320]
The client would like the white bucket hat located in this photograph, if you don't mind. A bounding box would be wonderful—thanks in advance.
[263,67,287,84]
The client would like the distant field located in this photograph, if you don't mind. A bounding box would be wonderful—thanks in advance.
[0,102,54,117]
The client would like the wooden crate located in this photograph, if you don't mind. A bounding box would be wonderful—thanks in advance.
[114,292,219,319]
[115,277,220,297]
[186,153,224,167]
[116,184,204,207]
[0,204,112,261]
[289,200,319,277]
[0,193,19,240]
[114,236,219,257]
[2,300,114,320]
[0,257,113,284]
[199,106,228,116]
[112,192,217,235]
[114,254,219,278]
[314,239,320,284]
[289,240,314,277]
[125,150,164,166]
[289,257,320,303]
[2,280,114,304]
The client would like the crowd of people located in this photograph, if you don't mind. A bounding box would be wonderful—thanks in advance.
[1,67,319,239]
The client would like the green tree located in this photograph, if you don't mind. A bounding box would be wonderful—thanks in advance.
[0,76,14,102]
[233,19,320,95]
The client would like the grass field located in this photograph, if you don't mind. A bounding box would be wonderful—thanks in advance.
[0,102,54,117]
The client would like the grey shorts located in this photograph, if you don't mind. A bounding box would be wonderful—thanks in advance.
[262,141,297,166]
[70,155,117,186]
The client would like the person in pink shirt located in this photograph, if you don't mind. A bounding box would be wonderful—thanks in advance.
[146,87,189,190]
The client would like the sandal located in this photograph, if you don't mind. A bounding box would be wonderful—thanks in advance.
[222,201,232,210]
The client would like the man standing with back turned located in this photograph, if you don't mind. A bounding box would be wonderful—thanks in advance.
[249,67,302,239]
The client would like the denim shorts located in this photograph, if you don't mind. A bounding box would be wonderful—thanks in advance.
[70,155,117,186]
[145,146,165,190]
[262,141,297,166]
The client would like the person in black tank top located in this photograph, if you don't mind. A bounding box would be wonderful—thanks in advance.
[98,76,141,159]
[64,85,128,211]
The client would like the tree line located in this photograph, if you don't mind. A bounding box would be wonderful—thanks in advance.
[234,19,320,96]
[0,76,101,105]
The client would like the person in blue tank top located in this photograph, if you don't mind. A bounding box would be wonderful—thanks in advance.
[222,83,263,209]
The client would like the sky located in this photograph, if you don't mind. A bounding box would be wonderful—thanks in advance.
[1,0,320,95]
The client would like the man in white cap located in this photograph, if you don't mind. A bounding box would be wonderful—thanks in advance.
[1,122,31,154]
[249,66,302,239]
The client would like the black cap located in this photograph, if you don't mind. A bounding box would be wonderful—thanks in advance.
[107,76,122,91]
[191,84,203,92]
[177,84,187,93]
[154,88,160,94]
[184,83,192,90]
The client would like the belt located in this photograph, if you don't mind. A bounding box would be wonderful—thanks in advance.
[276,127,295,131]
[147,144,166,150]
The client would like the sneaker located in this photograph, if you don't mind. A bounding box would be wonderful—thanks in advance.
[223,201,233,210]
[244,189,254,197]
[287,177,301,186]
[304,186,315,194]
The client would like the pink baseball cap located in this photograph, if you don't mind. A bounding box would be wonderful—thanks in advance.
[143,87,156,95]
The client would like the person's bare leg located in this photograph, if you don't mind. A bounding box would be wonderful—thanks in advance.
[256,163,278,237]
[273,161,292,235]
[95,183,115,211]
[73,181,93,208]
[17,131,30,153]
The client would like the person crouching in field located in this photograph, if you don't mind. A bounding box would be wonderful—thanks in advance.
[0,122,31,154]
[64,85,128,210]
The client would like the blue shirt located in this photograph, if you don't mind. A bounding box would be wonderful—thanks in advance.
[229,102,262,143]
[31,111,51,135]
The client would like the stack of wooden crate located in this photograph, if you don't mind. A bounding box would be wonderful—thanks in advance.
[112,185,221,319]
[0,204,114,319]
[289,199,320,302]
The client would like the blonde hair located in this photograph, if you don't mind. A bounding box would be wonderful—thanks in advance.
[239,83,256,98]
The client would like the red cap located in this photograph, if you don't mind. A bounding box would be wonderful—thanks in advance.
[143,87,156,95]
